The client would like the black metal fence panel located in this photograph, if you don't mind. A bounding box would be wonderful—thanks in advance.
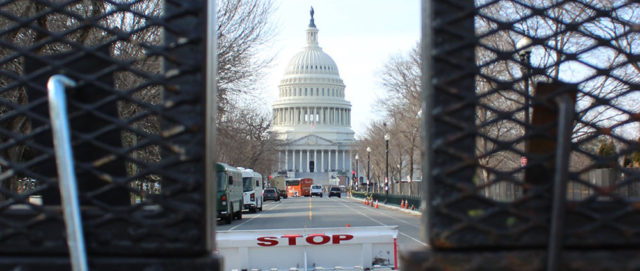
[428,0,640,249]
[0,0,206,256]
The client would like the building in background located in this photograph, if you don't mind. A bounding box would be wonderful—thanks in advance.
[270,8,355,186]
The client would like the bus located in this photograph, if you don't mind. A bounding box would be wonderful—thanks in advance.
[300,178,313,197]
[216,163,243,224]
[285,178,300,197]
[286,178,313,197]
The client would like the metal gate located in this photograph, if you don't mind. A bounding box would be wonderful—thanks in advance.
[405,0,640,270]
[0,0,218,269]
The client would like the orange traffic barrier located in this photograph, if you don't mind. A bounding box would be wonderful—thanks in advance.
[375,200,379,209]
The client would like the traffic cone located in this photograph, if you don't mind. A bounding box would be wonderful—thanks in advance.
[405,201,410,209]
[401,200,405,209]
[375,200,379,209]
[364,198,368,205]
[411,205,415,210]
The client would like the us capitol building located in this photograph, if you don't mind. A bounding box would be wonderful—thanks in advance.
[270,8,355,186]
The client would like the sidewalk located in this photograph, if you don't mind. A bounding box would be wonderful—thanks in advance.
[347,193,422,216]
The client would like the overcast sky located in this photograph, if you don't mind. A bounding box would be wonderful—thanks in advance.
[261,0,421,138]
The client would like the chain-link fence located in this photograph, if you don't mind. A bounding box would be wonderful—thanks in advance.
[0,1,216,269]
[403,0,640,270]
[353,181,422,197]
[425,0,640,248]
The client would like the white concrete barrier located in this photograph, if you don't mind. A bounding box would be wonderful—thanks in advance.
[216,226,398,271]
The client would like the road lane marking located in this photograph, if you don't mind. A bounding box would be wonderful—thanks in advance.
[309,196,312,221]
[337,200,426,246]
[227,201,282,231]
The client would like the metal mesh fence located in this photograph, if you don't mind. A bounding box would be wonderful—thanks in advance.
[0,0,206,256]
[428,0,640,249]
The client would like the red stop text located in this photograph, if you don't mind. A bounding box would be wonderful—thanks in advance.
[257,234,354,247]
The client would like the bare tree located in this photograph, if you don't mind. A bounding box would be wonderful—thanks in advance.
[374,46,422,183]
[217,0,275,116]
[214,0,278,175]
[217,102,278,176]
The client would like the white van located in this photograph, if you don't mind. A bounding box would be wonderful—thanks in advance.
[240,168,263,213]
[310,184,323,197]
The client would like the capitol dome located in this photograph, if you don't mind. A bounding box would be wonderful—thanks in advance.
[285,46,340,76]
[282,12,341,79]
[270,7,355,186]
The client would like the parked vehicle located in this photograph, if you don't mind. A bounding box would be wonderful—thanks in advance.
[269,176,288,199]
[310,184,323,197]
[216,163,243,224]
[263,187,280,201]
[240,168,263,213]
[329,187,341,198]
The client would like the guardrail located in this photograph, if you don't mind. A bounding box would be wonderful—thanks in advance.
[351,191,420,210]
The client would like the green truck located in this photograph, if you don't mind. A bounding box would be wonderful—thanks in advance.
[216,163,243,224]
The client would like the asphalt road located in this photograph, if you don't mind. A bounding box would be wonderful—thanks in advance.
[216,193,427,252]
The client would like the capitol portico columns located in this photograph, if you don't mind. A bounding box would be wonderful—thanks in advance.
[321,150,324,172]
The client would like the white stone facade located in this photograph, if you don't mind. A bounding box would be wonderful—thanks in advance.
[270,10,355,185]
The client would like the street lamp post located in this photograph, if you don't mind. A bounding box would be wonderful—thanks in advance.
[366,147,371,193]
[517,37,533,200]
[517,37,533,126]
[355,153,359,191]
[384,133,390,197]
[397,164,401,193]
